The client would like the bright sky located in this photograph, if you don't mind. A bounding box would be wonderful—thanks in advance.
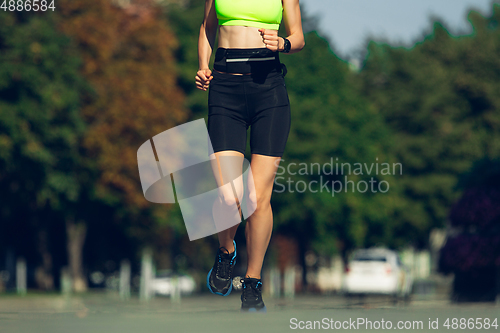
[300,0,498,60]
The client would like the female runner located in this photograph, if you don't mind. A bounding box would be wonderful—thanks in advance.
[195,0,305,312]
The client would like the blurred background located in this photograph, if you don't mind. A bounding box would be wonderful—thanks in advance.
[1,0,500,309]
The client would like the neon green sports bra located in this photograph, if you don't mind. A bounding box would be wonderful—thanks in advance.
[215,0,283,30]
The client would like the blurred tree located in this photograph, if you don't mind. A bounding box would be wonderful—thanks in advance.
[359,3,500,249]
[439,157,500,301]
[54,0,188,290]
[440,157,500,272]
[0,11,89,290]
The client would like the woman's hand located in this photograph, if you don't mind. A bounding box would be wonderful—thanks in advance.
[258,28,283,52]
[195,68,213,91]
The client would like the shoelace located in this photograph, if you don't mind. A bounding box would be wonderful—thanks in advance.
[241,279,262,300]
[216,247,234,279]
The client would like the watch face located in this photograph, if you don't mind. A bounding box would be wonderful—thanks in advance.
[284,39,291,52]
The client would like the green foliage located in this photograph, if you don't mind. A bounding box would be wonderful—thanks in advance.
[0,12,88,213]
[359,3,500,248]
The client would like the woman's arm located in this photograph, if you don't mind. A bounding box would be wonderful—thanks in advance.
[198,0,218,70]
[259,0,305,54]
[280,0,305,53]
[196,0,218,90]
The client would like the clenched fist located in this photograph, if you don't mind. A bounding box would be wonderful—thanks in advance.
[258,28,283,52]
[195,68,213,91]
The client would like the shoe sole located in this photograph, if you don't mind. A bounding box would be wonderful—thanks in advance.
[241,306,267,313]
[206,241,237,296]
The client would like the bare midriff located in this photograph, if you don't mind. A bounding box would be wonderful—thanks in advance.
[215,25,278,76]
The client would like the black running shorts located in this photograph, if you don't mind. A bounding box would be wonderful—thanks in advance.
[207,47,291,157]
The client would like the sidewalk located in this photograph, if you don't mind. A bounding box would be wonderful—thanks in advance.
[0,290,498,333]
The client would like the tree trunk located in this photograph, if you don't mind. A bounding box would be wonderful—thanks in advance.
[35,229,54,290]
[297,234,308,291]
[66,217,88,292]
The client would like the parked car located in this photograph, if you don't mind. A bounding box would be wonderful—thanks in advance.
[152,271,196,296]
[342,248,413,299]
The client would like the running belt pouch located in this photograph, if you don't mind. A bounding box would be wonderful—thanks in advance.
[280,63,287,78]
[213,48,282,74]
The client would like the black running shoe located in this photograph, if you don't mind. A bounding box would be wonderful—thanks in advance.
[206,240,237,296]
[240,277,267,312]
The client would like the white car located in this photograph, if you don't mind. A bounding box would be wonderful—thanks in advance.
[152,273,196,296]
[342,248,413,299]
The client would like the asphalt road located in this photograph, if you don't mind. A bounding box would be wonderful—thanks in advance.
[0,292,498,333]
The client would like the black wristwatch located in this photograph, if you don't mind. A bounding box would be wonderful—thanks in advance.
[280,37,291,53]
